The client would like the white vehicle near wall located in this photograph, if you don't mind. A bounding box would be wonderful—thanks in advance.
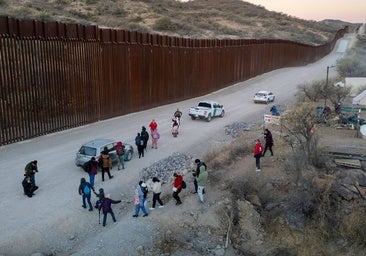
[188,100,225,122]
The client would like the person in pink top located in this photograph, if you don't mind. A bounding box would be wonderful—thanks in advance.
[151,129,160,149]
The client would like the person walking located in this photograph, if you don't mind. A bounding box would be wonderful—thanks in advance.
[141,126,149,152]
[132,181,149,217]
[78,177,95,211]
[149,177,164,210]
[196,164,208,203]
[22,174,38,198]
[254,139,263,172]
[135,133,144,158]
[115,141,125,170]
[94,187,105,209]
[174,108,182,124]
[84,157,98,187]
[151,129,160,149]
[100,147,113,181]
[263,129,274,156]
[172,173,183,205]
[192,159,207,194]
[149,119,158,133]
[24,160,38,188]
[99,194,121,227]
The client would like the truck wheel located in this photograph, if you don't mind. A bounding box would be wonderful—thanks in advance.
[125,150,133,161]
[206,114,211,122]
[220,110,225,117]
[191,116,195,120]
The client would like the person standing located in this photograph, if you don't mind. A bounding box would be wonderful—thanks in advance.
[78,177,95,211]
[149,119,158,133]
[254,139,263,172]
[24,160,38,188]
[115,141,125,170]
[100,147,113,181]
[151,129,160,149]
[141,126,149,152]
[133,182,149,217]
[174,108,183,124]
[192,159,207,194]
[135,133,144,158]
[149,177,164,210]
[263,129,274,156]
[99,194,121,227]
[172,173,183,205]
[196,164,208,203]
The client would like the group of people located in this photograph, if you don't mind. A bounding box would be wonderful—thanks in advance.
[253,128,274,172]
[135,119,160,158]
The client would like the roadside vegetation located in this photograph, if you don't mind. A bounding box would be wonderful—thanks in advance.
[0,0,359,45]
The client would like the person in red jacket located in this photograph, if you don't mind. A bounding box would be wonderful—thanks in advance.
[149,119,158,133]
[253,139,263,172]
[172,173,183,205]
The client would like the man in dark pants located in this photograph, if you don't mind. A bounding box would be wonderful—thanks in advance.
[192,159,207,194]
[24,160,38,188]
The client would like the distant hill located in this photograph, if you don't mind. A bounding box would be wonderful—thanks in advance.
[0,0,357,45]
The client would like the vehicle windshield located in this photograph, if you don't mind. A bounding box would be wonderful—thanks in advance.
[198,102,212,108]
[78,146,97,156]
[255,93,266,97]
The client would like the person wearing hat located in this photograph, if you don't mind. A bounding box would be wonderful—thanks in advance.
[253,139,263,172]
[192,159,207,194]
[24,160,38,188]
[99,194,121,227]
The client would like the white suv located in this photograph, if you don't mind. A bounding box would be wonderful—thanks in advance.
[253,90,275,104]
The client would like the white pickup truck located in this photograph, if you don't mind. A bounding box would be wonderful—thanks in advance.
[189,100,225,122]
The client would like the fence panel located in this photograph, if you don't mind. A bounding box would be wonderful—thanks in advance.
[0,16,348,145]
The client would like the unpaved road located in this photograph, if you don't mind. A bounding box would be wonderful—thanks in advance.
[0,31,357,255]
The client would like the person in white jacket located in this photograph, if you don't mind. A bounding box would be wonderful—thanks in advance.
[149,177,164,210]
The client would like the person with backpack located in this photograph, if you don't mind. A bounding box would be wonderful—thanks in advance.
[135,133,144,158]
[132,181,149,217]
[141,126,149,152]
[172,173,183,205]
[24,160,38,189]
[115,141,125,170]
[151,129,160,149]
[99,194,121,227]
[140,181,149,209]
[192,159,207,194]
[149,177,164,210]
[84,157,98,187]
[100,147,114,181]
[78,177,95,211]
[254,139,263,172]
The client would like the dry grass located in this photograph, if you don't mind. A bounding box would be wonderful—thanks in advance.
[0,0,357,45]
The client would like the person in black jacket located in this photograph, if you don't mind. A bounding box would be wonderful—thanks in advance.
[22,174,38,198]
[263,129,274,156]
[141,126,149,151]
[192,159,207,194]
[78,178,95,211]
[99,194,121,227]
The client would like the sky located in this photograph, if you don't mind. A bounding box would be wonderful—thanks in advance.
[244,0,365,23]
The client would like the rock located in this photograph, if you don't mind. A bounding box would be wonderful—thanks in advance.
[246,195,262,207]
[136,245,144,255]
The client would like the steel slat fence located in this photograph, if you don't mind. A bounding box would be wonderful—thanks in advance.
[0,17,348,145]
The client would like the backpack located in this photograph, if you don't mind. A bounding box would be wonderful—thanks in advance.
[83,161,92,173]
[116,146,125,156]
[83,184,91,194]
[182,180,187,189]
[102,156,110,167]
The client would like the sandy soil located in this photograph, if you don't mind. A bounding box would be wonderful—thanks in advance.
[0,32,360,256]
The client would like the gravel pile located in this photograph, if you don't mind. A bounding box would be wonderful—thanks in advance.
[224,121,254,138]
[139,152,194,184]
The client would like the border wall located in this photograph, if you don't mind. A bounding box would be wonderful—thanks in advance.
[0,17,348,145]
